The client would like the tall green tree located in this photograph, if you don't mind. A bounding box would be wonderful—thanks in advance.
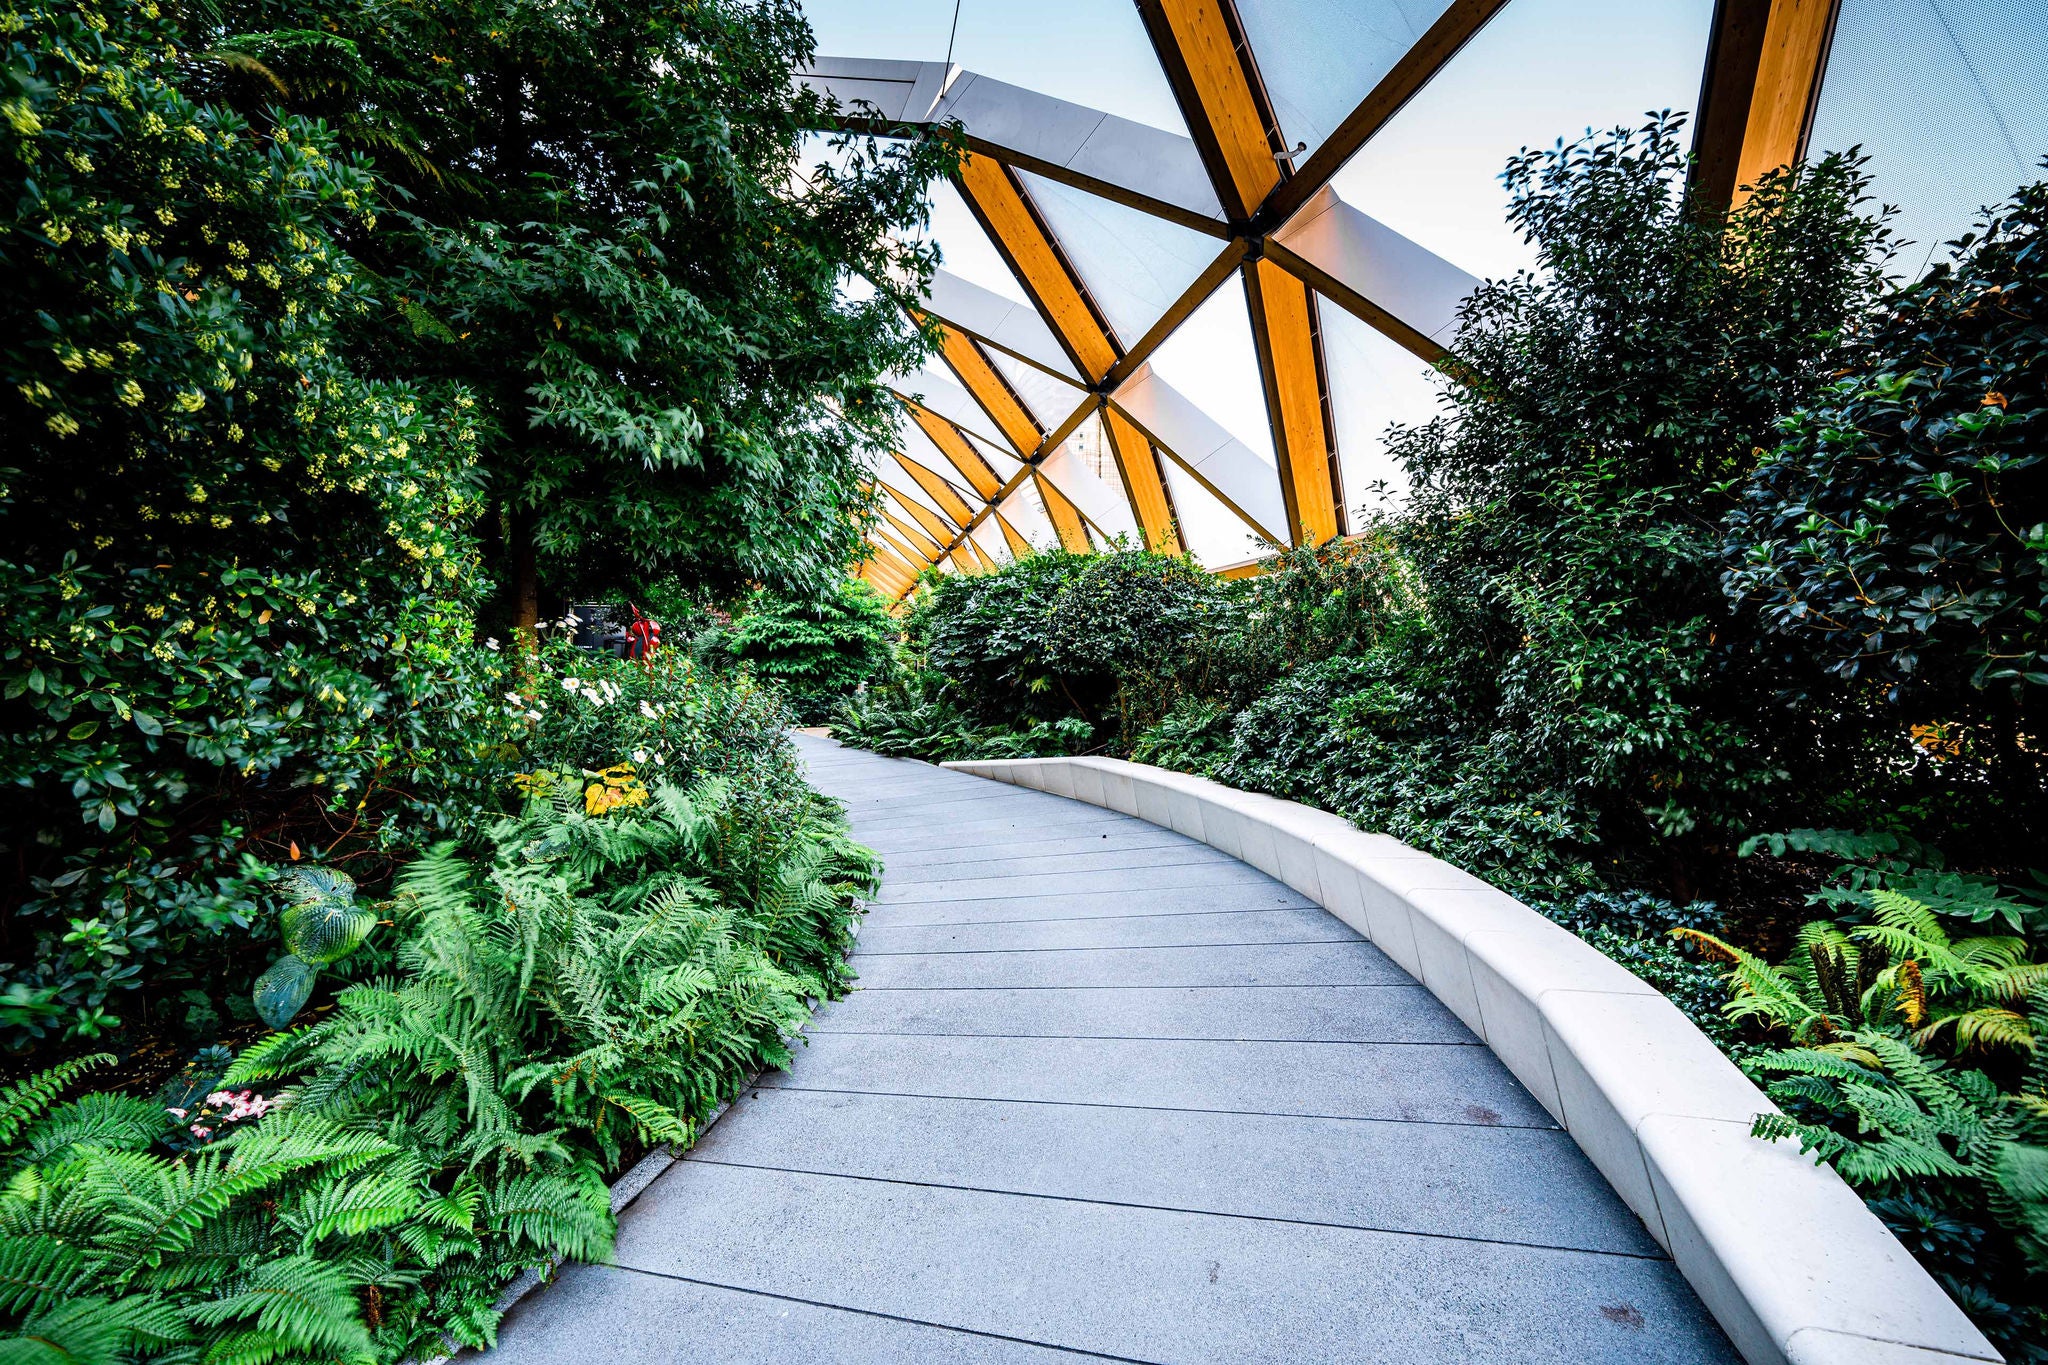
[203,0,955,623]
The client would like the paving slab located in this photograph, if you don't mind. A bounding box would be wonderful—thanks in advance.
[484,1263,1103,1364]
[856,905,1363,954]
[613,1162,1733,1365]
[892,839,1220,879]
[691,1087,1662,1255]
[810,982,1472,1043]
[862,883,1316,929]
[483,734,1737,1364]
[851,939,1407,989]
[884,835,1209,874]
[771,1031,1554,1127]
[877,860,1277,903]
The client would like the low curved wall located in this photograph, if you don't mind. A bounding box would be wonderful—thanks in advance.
[942,755,2000,1365]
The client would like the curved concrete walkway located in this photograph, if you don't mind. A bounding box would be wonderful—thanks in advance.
[485,736,1738,1364]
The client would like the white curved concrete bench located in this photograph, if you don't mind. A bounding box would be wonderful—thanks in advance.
[942,755,2000,1365]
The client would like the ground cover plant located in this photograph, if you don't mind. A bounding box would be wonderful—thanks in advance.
[833,125,2048,1355]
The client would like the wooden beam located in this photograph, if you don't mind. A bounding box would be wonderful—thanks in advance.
[1262,237,1446,365]
[1692,0,1840,211]
[1139,0,1280,222]
[874,524,930,572]
[962,535,999,572]
[892,451,977,526]
[955,152,1121,379]
[865,543,921,595]
[1243,258,1342,545]
[879,479,960,544]
[935,325,1043,454]
[907,404,1004,499]
[1034,472,1092,552]
[880,505,944,561]
[1103,405,1184,555]
[1256,0,1510,229]
[993,510,1034,559]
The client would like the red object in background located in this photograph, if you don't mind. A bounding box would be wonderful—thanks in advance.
[626,605,661,661]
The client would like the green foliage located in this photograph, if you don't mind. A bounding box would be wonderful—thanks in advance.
[1388,116,1889,847]
[1726,171,2048,702]
[205,0,957,604]
[1687,870,2048,1358]
[724,580,900,721]
[0,741,877,1363]
[250,866,377,1028]
[834,671,1096,762]
[897,546,1230,743]
[507,630,806,808]
[1,0,508,1046]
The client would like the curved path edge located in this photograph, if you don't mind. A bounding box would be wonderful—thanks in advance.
[942,754,1999,1365]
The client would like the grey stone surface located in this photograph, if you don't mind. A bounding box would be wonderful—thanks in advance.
[482,1263,1100,1363]
[884,834,1208,874]
[862,882,1316,929]
[691,1087,1663,1255]
[857,905,1363,954]
[810,982,1472,1043]
[877,860,1277,903]
[614,1163,1734,1365]
[482,734,1737,1364]
[851,939,1408,989]
[771,1031,1553,1126]
[853,811,1136,852]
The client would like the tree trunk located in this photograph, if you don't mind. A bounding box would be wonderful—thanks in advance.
[510,505,540,647]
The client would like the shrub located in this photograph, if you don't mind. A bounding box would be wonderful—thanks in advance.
[1724,173,2047,830]
[723,579,900,721]
[904,547,1229,740]
[0,0,501,1048]
[206,0,957,612]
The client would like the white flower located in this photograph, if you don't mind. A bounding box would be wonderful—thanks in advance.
[484,637,500,651]
[638,700,658,720]
[652,751,666,765]
[505,691,523,704]
[524,710,542,722]
[560,677,578,692]
[632,749,648,764]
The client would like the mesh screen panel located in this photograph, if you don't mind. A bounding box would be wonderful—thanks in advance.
[1810,0,2048,277]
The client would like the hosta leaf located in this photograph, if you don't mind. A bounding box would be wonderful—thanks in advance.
[278,868,373,965]
[252,955,319,1030]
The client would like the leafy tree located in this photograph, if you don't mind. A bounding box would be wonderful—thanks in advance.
[1726,172,2047,817]
[723,579,899,721]
[0,0,503,1045]
[204,0,957,621]
[1387,114,1891,853]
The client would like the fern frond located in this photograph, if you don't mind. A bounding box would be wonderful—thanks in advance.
[0,1234,90,1316]
[20,1094,168,1162]
[184,1254,373,1360]
[0,1055,114,1149]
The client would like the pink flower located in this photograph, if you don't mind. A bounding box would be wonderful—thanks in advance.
[166,1107,187,1119]
[191,1125,212,1138]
